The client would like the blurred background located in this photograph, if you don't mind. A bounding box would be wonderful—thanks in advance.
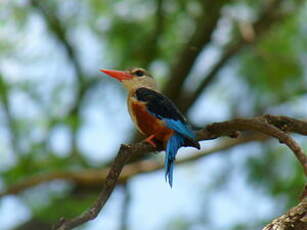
[0,0,306,229]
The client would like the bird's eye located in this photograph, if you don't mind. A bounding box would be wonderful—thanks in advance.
[134,70,144,77]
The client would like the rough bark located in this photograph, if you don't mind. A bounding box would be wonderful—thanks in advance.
[263,187,307,230]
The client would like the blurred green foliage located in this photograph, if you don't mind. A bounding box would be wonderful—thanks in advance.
[240,15,304,104]
[0,0,306,230]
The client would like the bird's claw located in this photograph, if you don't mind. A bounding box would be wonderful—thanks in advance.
[145,135,157,147]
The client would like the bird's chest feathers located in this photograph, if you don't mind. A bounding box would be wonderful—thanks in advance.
[128,95,172,140]
[128,96,159,133]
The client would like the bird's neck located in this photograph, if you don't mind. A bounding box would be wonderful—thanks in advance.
[122,78,158,93]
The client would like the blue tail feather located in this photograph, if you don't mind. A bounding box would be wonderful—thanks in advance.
[165,133,185,187]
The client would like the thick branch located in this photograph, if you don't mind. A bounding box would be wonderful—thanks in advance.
[262,187,307,230]
[50,115,307,229]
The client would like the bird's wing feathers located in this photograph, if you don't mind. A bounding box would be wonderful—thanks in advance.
[135,87,195,139]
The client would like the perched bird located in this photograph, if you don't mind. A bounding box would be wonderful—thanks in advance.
[100,67,200,187]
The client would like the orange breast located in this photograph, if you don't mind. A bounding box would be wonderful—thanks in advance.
[131,101,173,142]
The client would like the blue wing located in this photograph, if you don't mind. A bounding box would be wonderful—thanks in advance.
[135,87,195,139]
[163,119,195,139]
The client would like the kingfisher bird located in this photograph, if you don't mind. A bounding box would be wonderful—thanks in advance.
[100,67,200,187]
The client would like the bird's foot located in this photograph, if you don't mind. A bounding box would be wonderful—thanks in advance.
[145,135,157,147]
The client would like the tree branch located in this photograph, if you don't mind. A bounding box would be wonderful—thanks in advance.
[30,0,101,157]
[178,43,243,111]
[0,133,266,197]
[30,0,84,83]
[52,143,152,230]
[119,183,131,230]
[140,0,165,68]
[50,115,307,229]
[163,0,229,100]
[262,186,307,230]
[178,0,298,112]
[0,73,20,156]
[203,116,307,174]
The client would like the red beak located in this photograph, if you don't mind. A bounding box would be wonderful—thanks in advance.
[100,69,133,81]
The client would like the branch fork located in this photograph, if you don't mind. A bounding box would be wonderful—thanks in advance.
[52,115,307,230]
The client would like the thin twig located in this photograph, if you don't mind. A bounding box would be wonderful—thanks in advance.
[0,73,20,156]
[141,0,165,68]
